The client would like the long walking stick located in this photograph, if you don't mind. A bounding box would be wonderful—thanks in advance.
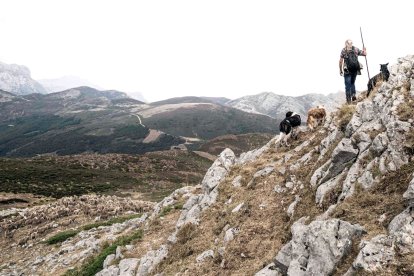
[360,27,372,96]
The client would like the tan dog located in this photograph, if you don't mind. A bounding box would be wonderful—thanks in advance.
[307,106,326,130]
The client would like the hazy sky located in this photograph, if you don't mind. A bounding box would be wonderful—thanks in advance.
[1,0,413,102]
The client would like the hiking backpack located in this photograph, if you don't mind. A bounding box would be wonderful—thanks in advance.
[345,46,360,73]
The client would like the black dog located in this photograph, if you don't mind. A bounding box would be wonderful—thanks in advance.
[367,63,390,95]
[277,111,301,146]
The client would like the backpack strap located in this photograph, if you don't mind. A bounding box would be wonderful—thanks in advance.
[352,46,357,54]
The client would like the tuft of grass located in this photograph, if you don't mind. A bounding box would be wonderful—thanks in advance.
[336,104,356,132]
[45,230,78,245]
[397,81,413,122]
[403,129,414,156]
[176,223,197,245]
[81,213,142,231]
[64,230,143,276]
[46,213,142,245]
[159,202,184,217]
[157,223,198,269]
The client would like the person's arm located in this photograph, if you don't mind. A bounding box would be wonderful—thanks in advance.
[339,57,344,76]
[358,47,367,56]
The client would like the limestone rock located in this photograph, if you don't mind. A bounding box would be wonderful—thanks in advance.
[137,245,168,276]
[118,258,139,276]
[275,218,365,275]
[351,235,395,272]
[196,250,214,263]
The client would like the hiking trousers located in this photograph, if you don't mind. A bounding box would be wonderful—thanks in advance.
[344,71,358,103]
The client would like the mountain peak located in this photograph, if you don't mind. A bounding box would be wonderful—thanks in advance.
[0,61,47,95]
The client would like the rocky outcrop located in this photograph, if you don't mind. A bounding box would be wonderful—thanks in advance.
[257,218,365,276]
[0,194,152,240]
[176,148,236,228]
[0,61,47,95]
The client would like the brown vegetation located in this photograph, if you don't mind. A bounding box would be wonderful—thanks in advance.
[336,104,356,132]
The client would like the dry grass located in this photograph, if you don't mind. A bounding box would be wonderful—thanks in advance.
[156,222,199,267]
[336,104,356,132]
[368,127,386,140]
[327,162,414,275]
[320,173,346,211]
[332,162,414,237]
[394,251,414,276]
[403,129,414,156]
[291,185,323,221]
[152,144,300,274]
[359,151,375,168]
[397,81,413,122]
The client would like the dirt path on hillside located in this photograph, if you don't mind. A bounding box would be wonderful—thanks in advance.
[143,129,163,143]
[193,151,217,161]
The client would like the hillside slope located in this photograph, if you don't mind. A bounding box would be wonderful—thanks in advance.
[141,102,278,140]
[0,87,181,156]
[0,150,212,201]
[1,55,413,276]
[0,90,278,156]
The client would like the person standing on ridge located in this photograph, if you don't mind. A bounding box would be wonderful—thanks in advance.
[339,39,367,104]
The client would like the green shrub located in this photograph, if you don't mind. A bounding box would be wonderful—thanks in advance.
[65,230,143,276]
[46,214,142,244]
[46,230,78,245]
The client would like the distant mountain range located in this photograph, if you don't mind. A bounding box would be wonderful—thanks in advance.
[0,87,179,157]
[0,60,345,157]
[227,91,344,120]
[39,76,147,102]
[0,87,279,157]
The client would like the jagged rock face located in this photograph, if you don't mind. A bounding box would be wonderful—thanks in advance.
[258,218,365,276]
[0,62,47,95]
[176,148,236,228]
[227,91,342,119]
